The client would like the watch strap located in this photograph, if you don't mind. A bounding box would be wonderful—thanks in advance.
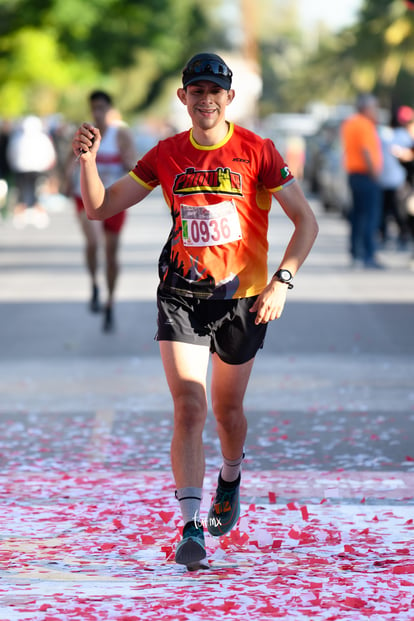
[273,269,294,289]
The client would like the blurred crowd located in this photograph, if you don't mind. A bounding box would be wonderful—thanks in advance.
[0,115,75,228]
[0,113,169,229]
[2,98,414,273]
[0,105,175,334]
[304,99,414,270]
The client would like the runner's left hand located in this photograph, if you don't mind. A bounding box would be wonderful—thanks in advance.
[249,280,288,324]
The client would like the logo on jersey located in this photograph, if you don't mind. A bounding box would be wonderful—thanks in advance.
[173,167,242,196]
[281,165,291,179]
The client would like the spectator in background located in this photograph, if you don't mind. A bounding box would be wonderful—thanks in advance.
[377,119,410,250]
[0,120,11,214]
[341,94,383,269]
[392,106,414,269]
[64,91,137,332]
[285,135,306,181]
[6,115,56,229]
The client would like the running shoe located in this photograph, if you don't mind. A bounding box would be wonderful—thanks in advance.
[103,305,114,332]
[207,472,240,537]
[175,520,206,567]
[90,284,100,313]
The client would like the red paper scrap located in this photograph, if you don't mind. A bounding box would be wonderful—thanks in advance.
[159,510,175,524]
[288,526,302,540]
[392,564,414,574]
[100,542,116,551]
[141,534,156,544]
[344,596,366,609]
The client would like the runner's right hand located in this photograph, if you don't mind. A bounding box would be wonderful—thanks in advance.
[72,123,100,160]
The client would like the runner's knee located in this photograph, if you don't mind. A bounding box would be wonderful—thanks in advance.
[173,393,207,430]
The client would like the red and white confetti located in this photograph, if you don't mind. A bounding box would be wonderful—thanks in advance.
[0,469,413,620]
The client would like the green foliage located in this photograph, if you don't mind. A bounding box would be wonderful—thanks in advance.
[3,0,414,121]
[0,0,212,118]
[283,0,414,113]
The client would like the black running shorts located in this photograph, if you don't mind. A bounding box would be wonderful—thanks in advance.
[156,290,268,365]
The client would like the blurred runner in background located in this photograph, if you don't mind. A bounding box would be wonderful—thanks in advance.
[65,91,137,332]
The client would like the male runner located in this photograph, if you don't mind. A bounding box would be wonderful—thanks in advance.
[72,53,318,566]
[66,91,137,331]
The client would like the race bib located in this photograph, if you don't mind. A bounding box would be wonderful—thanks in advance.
[181,200,242,247]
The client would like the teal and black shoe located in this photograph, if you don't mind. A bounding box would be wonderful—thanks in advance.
[207,472,240,537]
[175,520,206,567]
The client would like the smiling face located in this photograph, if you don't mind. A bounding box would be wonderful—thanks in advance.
[177,80,235,143]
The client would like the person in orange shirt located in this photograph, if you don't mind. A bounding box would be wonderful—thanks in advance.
[342,93,384,268]
[72,52,318,569]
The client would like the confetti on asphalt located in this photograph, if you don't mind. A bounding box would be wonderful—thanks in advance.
[0,408,413,619]
[1,408,413,474]
[0,469,413,620]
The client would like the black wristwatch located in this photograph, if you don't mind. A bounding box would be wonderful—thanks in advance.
[273,268,294,289]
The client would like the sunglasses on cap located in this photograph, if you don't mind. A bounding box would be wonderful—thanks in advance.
[183,58,233,79]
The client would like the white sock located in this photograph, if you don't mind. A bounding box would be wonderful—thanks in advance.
[220,453,244,483]
[175,487,202,525]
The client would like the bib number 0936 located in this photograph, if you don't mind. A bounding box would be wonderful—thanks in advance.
[181,201,242,247]
[186,216,231,244]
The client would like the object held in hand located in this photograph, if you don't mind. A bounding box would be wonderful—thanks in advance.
[75,134,95,161]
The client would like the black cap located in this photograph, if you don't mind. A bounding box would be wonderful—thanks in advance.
[182,53,233,90]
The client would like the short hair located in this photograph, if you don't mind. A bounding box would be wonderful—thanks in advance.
[89,90,113,106]
[356,93,377,112]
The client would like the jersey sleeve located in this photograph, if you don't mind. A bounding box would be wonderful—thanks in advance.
[128,144,160,190]
[259,138,295,192]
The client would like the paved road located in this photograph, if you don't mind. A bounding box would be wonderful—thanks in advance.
[1,190,413,469]
[0,190,413,620]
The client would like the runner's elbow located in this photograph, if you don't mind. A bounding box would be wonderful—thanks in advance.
[85,205,105,221]
[312,217,319,239]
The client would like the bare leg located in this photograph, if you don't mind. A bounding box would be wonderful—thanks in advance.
[204,354,255,537]
[104,230,121,307]
[160,341,211,565]
[76,211,101,288]
[101,230,122,331]
[210,353,255,461]
[159,341,210,489]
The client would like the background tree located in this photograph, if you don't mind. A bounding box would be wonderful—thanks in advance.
[283,0,414,114]
[0,0,219,119]
[3,0,414,123]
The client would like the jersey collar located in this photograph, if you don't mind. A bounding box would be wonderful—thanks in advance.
[189,122,234,150]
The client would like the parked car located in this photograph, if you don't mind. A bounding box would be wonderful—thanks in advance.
[304,120,351,217]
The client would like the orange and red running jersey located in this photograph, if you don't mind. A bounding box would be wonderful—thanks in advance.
[129,122,295,300]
